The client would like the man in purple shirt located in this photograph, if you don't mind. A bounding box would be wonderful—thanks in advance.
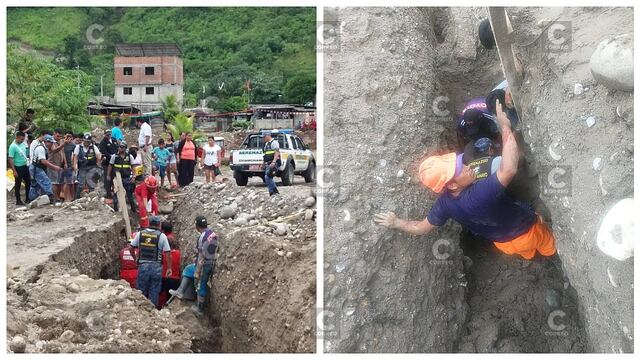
[375,101,556,260]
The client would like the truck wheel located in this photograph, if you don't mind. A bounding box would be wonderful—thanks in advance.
[304,161,316,183]
[281,161,294,186]
[234,170,249,186]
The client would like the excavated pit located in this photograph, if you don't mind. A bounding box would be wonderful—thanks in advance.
[432,24,588,351]
[324,7,592,353]
[6,198,215,353]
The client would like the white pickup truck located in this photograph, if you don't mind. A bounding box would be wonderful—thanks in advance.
[229,130,316,186]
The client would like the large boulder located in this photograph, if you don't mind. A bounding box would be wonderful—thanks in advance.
[589,34,634,91]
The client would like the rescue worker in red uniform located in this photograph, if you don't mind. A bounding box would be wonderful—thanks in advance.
[158,222,182,308]
[119,232,139,288]
[134,175,159,228]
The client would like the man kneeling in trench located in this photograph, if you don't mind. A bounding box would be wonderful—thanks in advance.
[374,101,557,261]
[169,215,218,316]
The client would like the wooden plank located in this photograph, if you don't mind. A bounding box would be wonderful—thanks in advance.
[489,7,523,95]
[114,172,132,238]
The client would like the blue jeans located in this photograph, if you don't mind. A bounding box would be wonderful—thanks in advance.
[76,166,98,199]
[197,264,214,298]
[28,164,53,201]
[137,262,163,307]
[264,164,278,195]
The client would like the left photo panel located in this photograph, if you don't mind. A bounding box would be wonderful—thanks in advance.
[6,7,317,353]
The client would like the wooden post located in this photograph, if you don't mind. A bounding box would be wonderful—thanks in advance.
[114,171,132,238]
[489,7,523,100]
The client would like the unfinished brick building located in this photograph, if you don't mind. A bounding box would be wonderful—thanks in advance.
[114,43,183,112]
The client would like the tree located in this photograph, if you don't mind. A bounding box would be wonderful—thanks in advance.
[166,113,204,141]
[61,35,91,70]
[7,45,94,133]
[7,46,52,122]
[284,73,316,104]
[219,96,248,113]
[160,94,181,122]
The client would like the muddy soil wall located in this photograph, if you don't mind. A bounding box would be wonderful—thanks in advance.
[507,7,634,353]
[323,7,484,352]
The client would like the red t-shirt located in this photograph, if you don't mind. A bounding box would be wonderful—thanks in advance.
[162,249,181,280]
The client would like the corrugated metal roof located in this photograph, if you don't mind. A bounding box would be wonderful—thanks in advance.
[115,43,181,56]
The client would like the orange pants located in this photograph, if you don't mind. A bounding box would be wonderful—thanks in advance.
[493,217,557,260]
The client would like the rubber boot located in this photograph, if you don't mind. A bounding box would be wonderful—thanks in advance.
[169,276,196,300]
[191,295,206,317]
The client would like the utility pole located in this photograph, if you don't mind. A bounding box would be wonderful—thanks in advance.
[100,74,104,98]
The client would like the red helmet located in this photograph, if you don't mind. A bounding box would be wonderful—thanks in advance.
[144,175,158,189]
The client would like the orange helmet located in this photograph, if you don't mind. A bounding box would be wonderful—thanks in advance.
[144,175,158,189]
[418,153,458,193]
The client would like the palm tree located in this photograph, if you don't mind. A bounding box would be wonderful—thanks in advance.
[161,94,180,123]
[166,113,205,141]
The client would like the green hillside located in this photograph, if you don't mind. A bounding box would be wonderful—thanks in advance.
[7,7,316,108]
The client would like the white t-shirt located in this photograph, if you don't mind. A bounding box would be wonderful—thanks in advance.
[138,122,152,147]
[131,152,143,166]
[202,143,222,166]
[32,143,48,165]
[29,139,41,165]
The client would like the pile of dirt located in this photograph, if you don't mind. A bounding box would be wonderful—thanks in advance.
[7,263,192,353]
[168,181,317,353]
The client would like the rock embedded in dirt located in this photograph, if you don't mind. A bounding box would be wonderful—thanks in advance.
[589,34,634,91]
[273,223,288,236]
[219,205,237,219]
[28,195,51,209]
[234,217,248,226]
[304,209,315,221]
[9,336,26,353]
[67,283,81,293]
[545,289,562,309]
[304,197,316,208]
[58,330,74,343]
[160,202,174,214]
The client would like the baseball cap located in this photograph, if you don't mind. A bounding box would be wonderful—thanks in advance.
[119,141,127,148]
[195,215,208,228]
[83,132,92,141]
[419,153,458,193]
[43,134,55,143]
[474,137,492,154]
[149,216,161,226]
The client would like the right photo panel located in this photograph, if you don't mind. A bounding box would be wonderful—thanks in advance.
[323,7,633,353]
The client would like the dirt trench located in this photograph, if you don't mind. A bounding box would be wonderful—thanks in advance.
[430,11,589,351]
[324,6,593,353]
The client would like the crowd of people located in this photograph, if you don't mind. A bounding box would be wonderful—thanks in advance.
[8,111,225,213]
